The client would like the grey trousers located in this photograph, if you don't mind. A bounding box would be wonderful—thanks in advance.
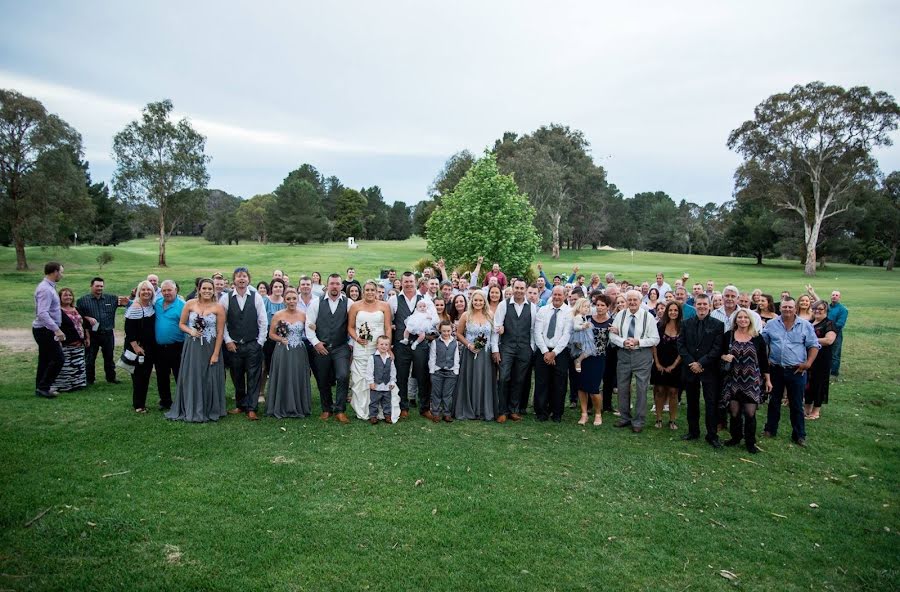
[369,388,391,418]
[616,347,653,428]
[430,370,457,417]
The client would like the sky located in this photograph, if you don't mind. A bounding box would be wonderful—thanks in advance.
[2,0,899,207]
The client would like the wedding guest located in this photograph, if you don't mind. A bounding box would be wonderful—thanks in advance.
[266,287,312,419]
[433,297,451,325]
[306,274,352,423]
[76,276,127,385]
[482,262,507,289]
[381,269,397,299]
[262,278,287,398]
[51,287,89,393]
[674,287,696,320]
[310,271,325,297]
[220,266,267,421]
[449,293,468,329]
[389,272,433,418]
[533,286,572,423]
[796,294,814,322]
[124,280,157,413]
[33,262,66,398]
[574,292,613,426]
[828,291,848,377]
[342,267,361,295]
[166,279,226,422]
[652,273,672,298]
[804,301,836,420]
[153,280,185,410]
[677,294,725,447]
[454,291,498,421]
[720,309,771,453]
[757,294,778,325]
[366,335,397,424]
[651,301,682,430]
[610,290,660,433]
[256,281,269,297]
[212,272,226,301]
[644,287,660,311]
[429,320,460,423]
[493,278,536,422]
[486,284,503,318]
[762,298,820,447]
[146,274,162,299]
[347,283,362,303]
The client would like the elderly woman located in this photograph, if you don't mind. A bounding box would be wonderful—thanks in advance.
[805,300,837,420]
[51,287,89,392]
[124,280,157,413]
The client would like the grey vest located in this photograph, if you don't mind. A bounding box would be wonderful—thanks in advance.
[501,299,532,352]
[315,295,348,348]
[226,290,259,343]
[393,293,422,345]
[434,339,458,370]
[372,353,392,385]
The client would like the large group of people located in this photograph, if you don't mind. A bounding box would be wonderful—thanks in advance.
[31,259,849,453]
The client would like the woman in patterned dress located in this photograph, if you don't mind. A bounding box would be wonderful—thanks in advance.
[720,309,771,453]
[52,287,89,392]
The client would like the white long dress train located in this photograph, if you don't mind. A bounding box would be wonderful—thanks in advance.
[349,309,400,422]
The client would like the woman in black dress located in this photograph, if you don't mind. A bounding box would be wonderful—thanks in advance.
[575,293,613,426]
[805,300,836,420]
[720,310,771,453]
[651,301,682,430]
[124,280,157,413]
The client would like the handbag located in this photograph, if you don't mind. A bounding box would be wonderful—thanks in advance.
[719,332,734,373]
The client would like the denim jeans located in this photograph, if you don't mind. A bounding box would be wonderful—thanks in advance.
[765,365,807,441]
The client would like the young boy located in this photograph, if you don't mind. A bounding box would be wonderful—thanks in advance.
[428,320,459,423]
[366,335,396,424]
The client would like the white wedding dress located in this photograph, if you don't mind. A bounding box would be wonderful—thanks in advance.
[350,308,400,422]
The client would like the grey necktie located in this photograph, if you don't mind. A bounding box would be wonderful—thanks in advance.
[627,313,636,339]
[547,307,559,339]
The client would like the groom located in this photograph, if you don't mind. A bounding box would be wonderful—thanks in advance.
[306,273,351,424]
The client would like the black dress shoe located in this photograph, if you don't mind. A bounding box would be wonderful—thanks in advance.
[35,389,56,399]
[681,434,699,441]
[793,438,807,447]
[724,438,741,447]
[746,443,759,454]
[107,379,121,385]
[614,420,632,428]
[708,438,723,449]
[536,416,548,422]
[552,417,562,423]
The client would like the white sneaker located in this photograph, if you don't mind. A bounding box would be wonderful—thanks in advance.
[650,404,656,412]
[663,404,670,412]
[258,395,265,404]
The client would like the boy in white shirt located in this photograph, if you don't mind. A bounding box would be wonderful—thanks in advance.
[428,320,460,423]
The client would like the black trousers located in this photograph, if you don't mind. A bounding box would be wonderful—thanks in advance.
[154,342,183,408]
[602,347,618,411]
[497,346,533,415]
[533,349,570,421]
[86,330,116,383]
[225,341,263,412]
[131,352,154,409]
[33,327,64,391]
[684,374,720,440]
[394,341,430,412]
[311,344,350,414]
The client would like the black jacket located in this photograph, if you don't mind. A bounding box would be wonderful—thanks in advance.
[677,315,725,381]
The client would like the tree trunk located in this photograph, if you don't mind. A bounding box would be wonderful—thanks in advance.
[13,231,28,271]
[756,252,763,265]
[158,210,168,267]
[803,218,821,276]
[887,243,897,271]
[550,212,561,259]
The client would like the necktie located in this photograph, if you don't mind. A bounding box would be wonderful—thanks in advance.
[627,313,636,339]
[547,308,559,339]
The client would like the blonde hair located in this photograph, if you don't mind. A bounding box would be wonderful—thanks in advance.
[572,297,590,317]
[467,290,492,320]
[732,309,758,337]
[135,280,155,302]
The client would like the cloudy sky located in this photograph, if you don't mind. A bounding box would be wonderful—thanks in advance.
[2,0,899,206]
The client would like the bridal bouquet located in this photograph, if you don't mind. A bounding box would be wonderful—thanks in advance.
[472,333,489,360]
[275,320,290,347]
[358,322,373,343]
[191,315,207,342]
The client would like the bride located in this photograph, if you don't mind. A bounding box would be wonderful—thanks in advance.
[348,280,398,421]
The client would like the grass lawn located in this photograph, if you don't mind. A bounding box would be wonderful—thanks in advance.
[1,237,898,591]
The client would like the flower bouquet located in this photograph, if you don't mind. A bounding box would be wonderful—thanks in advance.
[472,333,489,360]
[192,315,207,342]
[275,320,290,348]
[358,321,373,343]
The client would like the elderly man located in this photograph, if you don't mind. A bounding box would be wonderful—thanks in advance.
[154,280,185,410]
[482,262,508,290]
[533,286,571,422]
[220,266,267,420]
[677,294,725,447]
[712,285,761,331]
[147,274,162,299]
[762,298,820,446]
[33,262,65,398]
[609,290,660,432]
[306,273,352,423]
[493,278,537,422]
[828,290,848,376]
[77,276,128,385]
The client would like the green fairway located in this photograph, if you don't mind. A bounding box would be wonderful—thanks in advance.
[1,237,898,591]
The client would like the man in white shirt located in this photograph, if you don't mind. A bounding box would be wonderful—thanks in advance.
[609,290,660,432]
[652,273,672,299]
[305,273,351,423]
[493,278,537,422]
[711,285,762,331]
[533,286,572,423]
[220,266,268,420]
[389,272,434,418]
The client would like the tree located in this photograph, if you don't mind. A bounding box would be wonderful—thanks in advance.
[270,170,330,244]
[412,200,437,237]
[427,153,539,277]
[866,171,900,270]
[727,81,899,275]
[387,201,412,240]
[237,193,274,243]
[204,190,243,245]
[361,185,390,240]
[723,199,779,264]
[333,188,367,239]
[429,150,475,198]
[84,172,133,246]
[112,99,210,266]
[0,89,93,270]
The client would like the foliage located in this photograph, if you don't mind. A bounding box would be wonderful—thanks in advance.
[727,81,900,275]
[203,190,243,245]
[426,153,539,278]
[270,171,330,244]
[0,89,93,270]
[112,99,210,266]
[387,201,412,240]
[236,193,274,243]
[361,186,390,240]
[96,251,113,269]
[333,188,367,239]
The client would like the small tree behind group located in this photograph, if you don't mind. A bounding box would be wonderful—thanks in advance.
[426,153,539,278]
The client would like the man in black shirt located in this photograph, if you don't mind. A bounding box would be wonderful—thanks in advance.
[76,277,128,385]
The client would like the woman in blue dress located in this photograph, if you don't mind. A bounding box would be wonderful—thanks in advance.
[574,292,613,426]
[453,291,499,421]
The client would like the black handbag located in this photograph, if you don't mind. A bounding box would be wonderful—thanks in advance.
[720,332,734,373]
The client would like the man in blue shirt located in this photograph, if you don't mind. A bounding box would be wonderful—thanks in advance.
[154,280,185,410]
[827,290,848,377]
[761,298,820,446]
[674,286,697,320]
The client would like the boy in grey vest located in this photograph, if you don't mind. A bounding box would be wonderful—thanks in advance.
[366,335,396,424]
[428,320,459,423]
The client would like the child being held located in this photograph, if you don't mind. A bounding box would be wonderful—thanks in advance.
[569,297,597,373]
[400,299,436,350]
[365,335,396,424]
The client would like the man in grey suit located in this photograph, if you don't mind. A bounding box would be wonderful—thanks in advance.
[492,278,537,422]
[609,290,660,433]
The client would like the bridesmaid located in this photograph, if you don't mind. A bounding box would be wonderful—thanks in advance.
[260,278,286,400]
[454,291,499,421]
[166,278,226,422]
[266,287,313,418]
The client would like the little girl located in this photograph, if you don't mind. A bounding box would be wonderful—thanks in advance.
[401,300,436,350]
[569,298,597,372]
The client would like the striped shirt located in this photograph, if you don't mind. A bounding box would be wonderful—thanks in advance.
[76,293,121,332]
[32,278,61,332]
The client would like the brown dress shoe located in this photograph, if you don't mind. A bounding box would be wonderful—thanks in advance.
[335,413,350,424]
[227,408,242,415]
[443,416,454,423]
[320,411,332,420]
[399,409,409,419]
[632,426,643,433]
[496,415,507,424]
[510,413,522,421]
[247,411,259,421]
[431,415,441,423]
[421,410,434,420]
[369,417,379,425]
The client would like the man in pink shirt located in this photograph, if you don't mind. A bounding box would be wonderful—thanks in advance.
[482,262,507,290]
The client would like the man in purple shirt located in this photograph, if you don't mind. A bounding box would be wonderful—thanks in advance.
[32,261,65,398]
